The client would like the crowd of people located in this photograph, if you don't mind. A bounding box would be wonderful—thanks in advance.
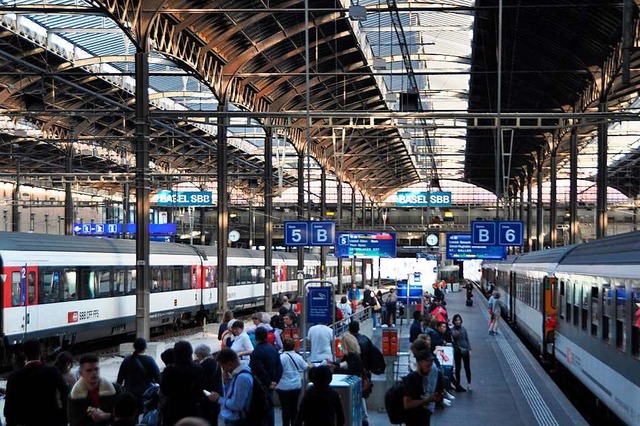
[3,282,481,426]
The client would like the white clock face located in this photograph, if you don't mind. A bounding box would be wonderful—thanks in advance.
[228,230,240,242]
[426,234,438,246]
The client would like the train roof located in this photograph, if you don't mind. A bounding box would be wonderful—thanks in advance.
[512,245,577,265]
[557,231,640,266]
[0,231,199,256]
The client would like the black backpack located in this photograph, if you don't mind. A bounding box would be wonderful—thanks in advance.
[236,370,273,425]
[368,344,386,375]
[385,380,406,424]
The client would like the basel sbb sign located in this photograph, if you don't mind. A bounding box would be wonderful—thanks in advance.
[155,190,213,207]
[396,191,453,207]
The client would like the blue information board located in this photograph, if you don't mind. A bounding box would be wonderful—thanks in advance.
[335,232,397,258]
[471,221,497,245]
[74,223,177,236]
[446,233,507,260]
[284,221,309,246]
[498,221,524,246]
[307,286,333,324]
[397,281,424,304]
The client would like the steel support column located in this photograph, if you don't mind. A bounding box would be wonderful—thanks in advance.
[569,128,578,244]
[320,168,327,279]
[536,160,544,251]
[134,49,151,340]
[527,174,533,252]
[217,102,230,318]
[336,178,343,293]
[64,150,73,235]
[596,102,608,238]
[11,162,20,232]
[549,151,557,248]
[264,126,273,311]
[350,186,356,286]
[297,151,305,293]
[519,185,524,253]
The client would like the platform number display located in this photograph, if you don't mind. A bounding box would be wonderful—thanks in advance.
[471,220,523,247]
[284,221,335,246]
[498,221,523,246]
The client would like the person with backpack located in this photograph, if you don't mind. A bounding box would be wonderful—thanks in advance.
[248,313,283,351]
[249,327,283,426]
[116,338,161,411]
[403,350,441,426]
[337,296,352,325]
[209,348,253,426]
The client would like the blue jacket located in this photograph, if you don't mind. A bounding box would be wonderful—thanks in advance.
[348,288,360,302]
[249,342,283,389]
[219,365,253,421]
[409,320,422,343]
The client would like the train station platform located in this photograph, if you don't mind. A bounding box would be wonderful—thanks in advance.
[361,286,588,426]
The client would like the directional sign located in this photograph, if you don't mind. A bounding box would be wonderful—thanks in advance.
[284,221,309,246]
[336,231,397,258]
[310,221,335,245]
[471,221,497,245]
[447,233,507,260]
[498,221,524,246]
[74,223,177,236]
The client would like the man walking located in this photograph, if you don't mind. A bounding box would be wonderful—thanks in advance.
[209,348,253,426]
[4,339,69,426]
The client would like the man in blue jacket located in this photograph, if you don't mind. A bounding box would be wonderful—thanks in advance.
[209,348,253,426]
[250,327,283,426]
[348,283,360,313]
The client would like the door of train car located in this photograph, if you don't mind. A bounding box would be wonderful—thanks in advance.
[509,271,516,323]
[4,264,38,341]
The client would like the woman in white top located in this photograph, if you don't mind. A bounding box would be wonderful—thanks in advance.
[337,295,352,324]
[276,338,308,426]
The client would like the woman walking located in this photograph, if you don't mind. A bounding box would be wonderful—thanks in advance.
[277,338,308,426]
[451,314,471,392]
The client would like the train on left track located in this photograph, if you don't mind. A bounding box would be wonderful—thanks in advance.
[481,231,640,425]
[0,231,360,364]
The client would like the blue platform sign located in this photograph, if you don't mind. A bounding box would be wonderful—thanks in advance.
[155,190,213,207]
[284,221,310,246]
[471,221,497,245]
[309,221,335,245]
[397,281,423,304]
[74,223,177,236]
[335,232,397,258]
[446,233,507,260]
[396,191,452,207]
[284,221,335,246]
[307,286,333,324]
[498,221,524,246]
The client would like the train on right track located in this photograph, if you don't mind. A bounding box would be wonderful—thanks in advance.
[481,231,640,425]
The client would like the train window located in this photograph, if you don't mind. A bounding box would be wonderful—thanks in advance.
[573,283,580,327]
[632,289,640,358]
[228,267,237,286]
[204,266,215,288]
[151,269,161,292]
[65,270,77,301]
[615,285,626,351]
[590,286,598,337]
[127,269,136,294]
[174,267,185,290]
[559,280,565,320]
[114,269,126,295]
[602,287,612,343]
[564,281,572,323]
[80,270,98,300]
[28,272,35,304]
[11,271,22,307]
[581,285,588,331]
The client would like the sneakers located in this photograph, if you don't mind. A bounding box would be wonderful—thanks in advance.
[466,383,472,391]
[444,391,455,400]
[442,399,453,407]
[488,331,495,335]
[455,386,467,393]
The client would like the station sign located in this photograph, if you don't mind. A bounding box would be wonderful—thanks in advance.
[396,191,453,207]
[471,220,524,246]
[446,233,507,260]
[73,223,177,236]
[335,231,397,258]
[155,190,213,207]
[283,221,335,246]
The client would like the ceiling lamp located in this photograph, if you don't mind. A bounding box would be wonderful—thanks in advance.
[349,5,367,21]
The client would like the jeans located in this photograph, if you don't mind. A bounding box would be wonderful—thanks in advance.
[276,388,301,426]
[454,350,471,385]
[372,311,379,328]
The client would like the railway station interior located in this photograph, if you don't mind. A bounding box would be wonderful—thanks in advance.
[1,0,640,425]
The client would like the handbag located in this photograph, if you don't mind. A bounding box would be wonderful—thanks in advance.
[459,347,469,356]
[374,298,381,311]
[361,369,373,399]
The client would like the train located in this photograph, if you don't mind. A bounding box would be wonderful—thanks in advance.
[0,231,360,363]
[481,231,640,426]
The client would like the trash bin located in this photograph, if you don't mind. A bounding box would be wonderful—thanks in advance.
[330,374,362,426]
[451,282,460,292]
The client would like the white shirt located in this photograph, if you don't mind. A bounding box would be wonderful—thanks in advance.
[277,351,307,391]
[230,332,253,359]
[307,324,334,363]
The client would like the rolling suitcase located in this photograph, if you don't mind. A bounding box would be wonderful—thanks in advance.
[465,298,473,307]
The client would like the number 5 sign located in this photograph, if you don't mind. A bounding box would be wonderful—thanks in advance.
[498,221,523,246]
